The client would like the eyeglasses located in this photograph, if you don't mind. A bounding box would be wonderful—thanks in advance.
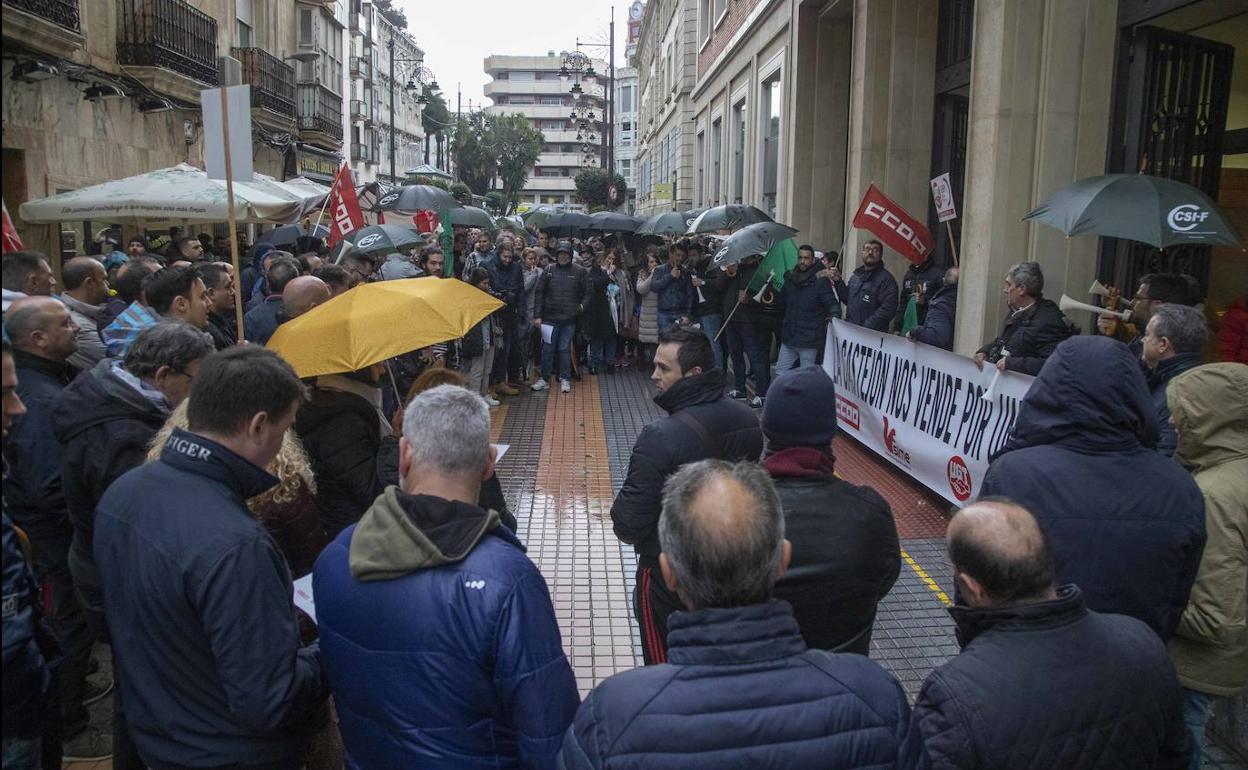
[172,368,196,381]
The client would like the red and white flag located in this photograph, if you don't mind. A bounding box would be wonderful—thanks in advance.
[326,163,365,248]
[2,199,24,253]
[852,184,934,265]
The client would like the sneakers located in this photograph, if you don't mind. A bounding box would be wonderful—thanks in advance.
[531,379,549,392]
[484,395,501,407]
[63,725,113,762]
[748,395,765,409]
[727,389,747,400]
[560,379,571,393]
[495,382,519,396]
[83,677,114,706]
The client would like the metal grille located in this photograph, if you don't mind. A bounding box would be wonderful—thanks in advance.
[232,47,295,118]
[928,94,968,269]
[116,0,218,85]
[297,83,344,140]
[3,0,80,31]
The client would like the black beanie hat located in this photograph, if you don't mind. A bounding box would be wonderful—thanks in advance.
[762,366,838,447]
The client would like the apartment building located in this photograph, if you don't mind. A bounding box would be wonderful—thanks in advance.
[483,53,608,210]
[355,5,426,185]
[615,66,639,212]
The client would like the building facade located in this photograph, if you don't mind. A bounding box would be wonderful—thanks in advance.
[631,0,1247,360]
[615,66,640,211]
[631,0,699,217]
[356,5,426,186]
[2,0,348,259]
[484,53,608,210]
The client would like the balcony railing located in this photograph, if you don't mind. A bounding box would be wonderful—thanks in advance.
[117,0,218,85]
[298,83,344,140]
[3,0,80,31]
[232,47,295,118]
[350,55,372,82]
[350,99,366,121]
[352,142,375,163]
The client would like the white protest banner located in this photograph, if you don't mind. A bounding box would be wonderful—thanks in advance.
[823,319,1033,506]
[930,173,957,222]
[200,85,254,181]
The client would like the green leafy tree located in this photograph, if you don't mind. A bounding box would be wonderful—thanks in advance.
[454,114,497,196]
[449,181,473,204]
[489,113,543,215]
[421,86,450,169]
[574,168,628,211]
[484,191,506,213]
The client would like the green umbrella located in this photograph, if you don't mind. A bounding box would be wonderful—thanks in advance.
[636,211,688,236]
[446,206,497,231]
[521,205,559,228]
[687,204,773,234]
[495,215,528,235]
[1024,173,1243,249]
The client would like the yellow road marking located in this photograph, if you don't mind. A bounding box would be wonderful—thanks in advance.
[901,548,951,606]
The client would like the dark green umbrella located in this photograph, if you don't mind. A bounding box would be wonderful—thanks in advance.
[446,206,497,230]
[585,211,642,233]
[1024,173,1243,249]
[521,205,559,228]
[682,207,710,229]
[373,184,460,214]
[540,212,592,238]
[495,215,527,235]
[687,204,773,234]
[711,221,799,268]
[342,223,426,258]
[636,211,688,236]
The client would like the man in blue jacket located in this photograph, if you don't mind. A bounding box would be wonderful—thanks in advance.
[649,243,695,334]
[845,240,899,332]
[908,268,958,350]
[314,384,579,770]
[94,347,327,770]
[1141,303,1206,457]
[562,460,924,769]
[776,244,841,371]
[980,336,1206,640]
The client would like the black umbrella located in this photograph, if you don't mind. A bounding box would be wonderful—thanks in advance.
[711,222,800,268]
[540,212,593,238]
[341,223,427,258]
[255,223,329,249]
[373,184,461,214]
[445,206,498,230]
[687,204,773,234]
[636,211,689,236]
[585,211,641,233]
[681,207,710,229]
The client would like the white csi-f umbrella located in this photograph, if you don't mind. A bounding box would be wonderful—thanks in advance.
[18,163,324,225]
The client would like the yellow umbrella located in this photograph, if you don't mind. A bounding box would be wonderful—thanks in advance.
[267,277,503,378]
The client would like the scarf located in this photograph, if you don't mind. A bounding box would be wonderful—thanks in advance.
[761,446,835,478]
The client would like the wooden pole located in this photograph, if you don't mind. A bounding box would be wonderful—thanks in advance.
[714,296,742,342]
[219,87,246,343]
[945,220,959,266]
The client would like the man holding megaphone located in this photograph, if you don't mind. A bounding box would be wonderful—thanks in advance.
[974,261,1074,376]
[1092,273,1195,361]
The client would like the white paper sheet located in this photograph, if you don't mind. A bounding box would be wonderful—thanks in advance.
[541,323,554,344]
[493,443,510,464]
[292,573,316,624]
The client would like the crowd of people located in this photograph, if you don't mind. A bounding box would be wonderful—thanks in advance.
[0,217,1245,770]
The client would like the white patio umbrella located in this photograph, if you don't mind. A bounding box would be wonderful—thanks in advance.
[18,164,322,225]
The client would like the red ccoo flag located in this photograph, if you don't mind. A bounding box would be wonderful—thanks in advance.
[326,163,365,248]
[851,183,934,265]
[2,198,23,253]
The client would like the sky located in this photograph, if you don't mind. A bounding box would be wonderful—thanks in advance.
[394,0,630,114]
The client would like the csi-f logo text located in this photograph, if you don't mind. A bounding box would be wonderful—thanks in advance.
[1167,204,1211,232]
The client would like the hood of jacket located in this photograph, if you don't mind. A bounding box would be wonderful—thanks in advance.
[1001,336,1157,455]
[1170,362,1248,473]
[50,358,169,444]
[948,584,1086,648]
[654,368,726,414]
[348,487,511,581]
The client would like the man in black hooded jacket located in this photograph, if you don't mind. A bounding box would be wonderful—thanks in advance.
[610,327,763,664]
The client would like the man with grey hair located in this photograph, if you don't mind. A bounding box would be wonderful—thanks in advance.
[314,384,580,769]
[975,260,1072,375]
[559,460,924,769]
[1142,302,1207,456]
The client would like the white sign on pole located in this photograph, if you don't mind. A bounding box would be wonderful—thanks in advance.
[930,172,958,222]
[823,319,1033,506]
[200,85,254,181]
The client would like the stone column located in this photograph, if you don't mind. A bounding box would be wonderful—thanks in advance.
[954,0,1117,354]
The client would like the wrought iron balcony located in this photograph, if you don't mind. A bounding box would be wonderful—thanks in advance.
[350,99,366,121]
[351,142,375,164]
[116,0,218,85]
[3,0,80,32]
[232,47,295,118]
[351,55,373,82]
[298,83,344,140]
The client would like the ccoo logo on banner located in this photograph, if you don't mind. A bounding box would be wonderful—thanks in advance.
[822,319,1034,506]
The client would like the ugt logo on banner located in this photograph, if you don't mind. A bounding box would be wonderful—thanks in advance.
[852,184,934,265]
[326,163,365,248]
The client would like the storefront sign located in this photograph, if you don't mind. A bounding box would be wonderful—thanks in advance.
[823,319,1033,506]
[297,148,342,183]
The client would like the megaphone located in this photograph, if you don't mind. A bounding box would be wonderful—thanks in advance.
[1059,293,1130,321]
[1088,279,1110,297]
[753,270,776,302]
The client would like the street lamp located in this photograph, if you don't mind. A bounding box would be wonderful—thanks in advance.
[387,37,435,184]
[569,14,617,177]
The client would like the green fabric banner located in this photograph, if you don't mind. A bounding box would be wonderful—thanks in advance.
[746,238,799,293]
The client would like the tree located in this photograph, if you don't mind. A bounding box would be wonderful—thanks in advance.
[574,168,628,211]
[421,86,450,169]
[484,191,506,213]
[489,113,543,215]
[449,182,473,205]
[454,113,496,196]
[374,0,407,28]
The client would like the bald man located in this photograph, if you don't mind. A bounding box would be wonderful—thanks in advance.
[281,275,331,322]
[559,460,924,769]
[60,256,111,370]
[913,498,1192,770]
[4,297,103,751]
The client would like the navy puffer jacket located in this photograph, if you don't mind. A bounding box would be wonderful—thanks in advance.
[980,336,1206,639]
[778,265,841,348]
[908,283,957,351]
[557,600,927,769]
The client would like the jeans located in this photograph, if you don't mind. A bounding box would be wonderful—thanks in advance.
[656,311,683,335]
[697,313,725,371]
[588,335,617,369]
[467,346,495,395]
[1182,688,1213,770]
[735,321,772,396]
[776,343,817,372]
[25,530,91,737]
[490,313,525,385]
[541,321,576,381]
[1,737,40,770]
[725,323,748,391]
